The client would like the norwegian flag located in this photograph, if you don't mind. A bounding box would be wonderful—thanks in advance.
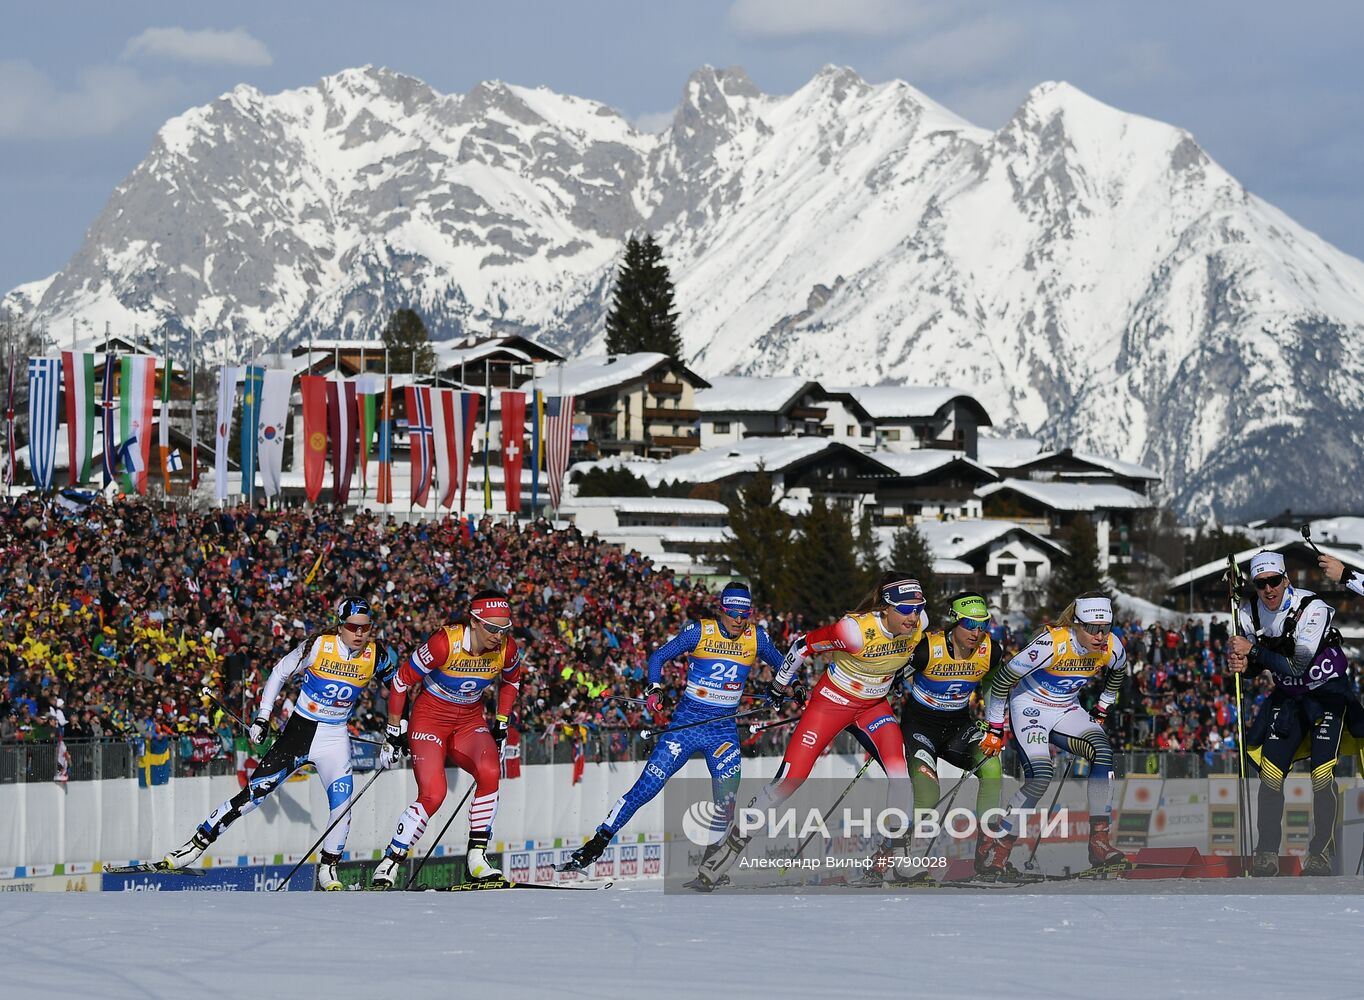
[405,385,434,506]
[543,395,575,509]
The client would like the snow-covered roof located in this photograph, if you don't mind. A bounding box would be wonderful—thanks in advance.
[977,478,1151,511]
[694,376,815,414]
[517,353,708,396]
[871,450,996,480]
[1166,540,1364,590]
[915,518,1068,559]
[643,437,893,486]
[975,436,1045,468]
[832,385,992,424]
[1012,448,1160,481]
[435,341,536,370]
[562,496,728,516]
[933,558,977,575]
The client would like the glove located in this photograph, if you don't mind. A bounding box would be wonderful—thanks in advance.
[379,721,409,770]
[644,683,670,716]
[765,680,807,709]
[248,717,270,745]
[494,714,510,753]
[1090,702,1111,725]
[978,724,1006,758]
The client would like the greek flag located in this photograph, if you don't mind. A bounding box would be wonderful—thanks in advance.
[27,358,62,491]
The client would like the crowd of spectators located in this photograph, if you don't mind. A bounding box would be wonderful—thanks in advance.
[0,492,1348,778]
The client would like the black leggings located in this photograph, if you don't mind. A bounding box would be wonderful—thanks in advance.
[1253,680,1348,856]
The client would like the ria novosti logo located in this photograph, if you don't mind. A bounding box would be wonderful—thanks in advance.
[681,800,729,846]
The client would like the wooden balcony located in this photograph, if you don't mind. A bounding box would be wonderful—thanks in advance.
[649,433,700,450]
[787,407,827,420]
[644,406,700,422]
[647,381,683,396]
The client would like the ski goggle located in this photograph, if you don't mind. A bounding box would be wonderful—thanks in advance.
[1077,621,1112,637]
[1253,574,1286,590]
[341,619,374,635]
[954,617,990,631]
[888,601,925,616]
[473,615,513,635]
[720,606,752,621]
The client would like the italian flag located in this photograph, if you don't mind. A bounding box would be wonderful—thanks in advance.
[61,351,96,486]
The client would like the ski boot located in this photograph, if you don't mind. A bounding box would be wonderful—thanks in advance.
[1301,852,1333,876]
[557,828,611,873]
[370,849,407,890]
[317,850,343,891]
[1087,816,1128,868]
[861,839,930,886]
[1249,851,1279,877]
[162,827,214,870]
[975,833,1022,882]
[465,837,503,882]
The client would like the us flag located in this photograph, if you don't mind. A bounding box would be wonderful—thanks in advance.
[543,395,575,509]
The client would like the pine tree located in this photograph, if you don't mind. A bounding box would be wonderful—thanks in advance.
[723,468,793,607]
[888,520,939,613]
[1043,515,1109,619]
[856,509,882,588]
[788,497,863,621]
[381,308,436,375]
[604,234,683,359]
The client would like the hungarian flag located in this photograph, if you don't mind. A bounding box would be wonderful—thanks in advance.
[544,395,576,509]
[118,355,156,495]
[405,385,434,507]
[300,375,327,503]
[356,374,382,497]
[500,391,526,514]
[326,377,359,505]
[61,351,96,486]
[376,377,394,504]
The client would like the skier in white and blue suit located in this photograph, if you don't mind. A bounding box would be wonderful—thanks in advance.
[559,583,783,871]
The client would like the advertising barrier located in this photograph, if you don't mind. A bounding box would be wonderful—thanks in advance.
[101,864,315,892]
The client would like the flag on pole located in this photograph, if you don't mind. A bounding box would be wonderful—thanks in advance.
[158,354,174,486]
[27,357,61,491]
[356,374,382,497]
[300,375,327,503]
[500,391,526,515]
[456,392,479,512]
[118,355,156,495]
[214,366,240,503]
[545,395,575,509]
[530,389,544,514]
[326,377,359,505]
[115,434,145,476]
[3,346,15,492]
[431,388,458,509]
[376,376,394,504]
[167,449,183,472]
[405,385,434,507]
[189,333,199,491]
[61,351,96,486]
[257,369,293,498]
[239,366,264,503]
[100,352,118,486]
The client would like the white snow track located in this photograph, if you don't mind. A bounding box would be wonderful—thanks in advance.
[6,879,1362,999]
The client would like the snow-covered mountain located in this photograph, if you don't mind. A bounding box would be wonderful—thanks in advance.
[7,64,1364,521]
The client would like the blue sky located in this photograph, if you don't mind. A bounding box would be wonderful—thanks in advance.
[2,0,1362,294]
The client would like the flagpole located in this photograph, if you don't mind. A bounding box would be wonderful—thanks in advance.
[482,358,491,515]
[189,325,198,498]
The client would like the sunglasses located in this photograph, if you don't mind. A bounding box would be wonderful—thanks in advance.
[474,615,513,635]
[1253,574,1286,590]
[889,602,925,616]
[721,607,752,620]
[1077,622,1112,637]
[955,618,990,631]
[341,620,374,635]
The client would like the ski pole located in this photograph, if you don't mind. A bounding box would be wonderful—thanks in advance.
[779,754,875,874]
[639,707,769,741]
[748,715,801,734]
[404,782,477,890]
[917,756,991,860]
[274,765,387,891]
[1023,754,1073,873]
[1226,553,1254,876]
